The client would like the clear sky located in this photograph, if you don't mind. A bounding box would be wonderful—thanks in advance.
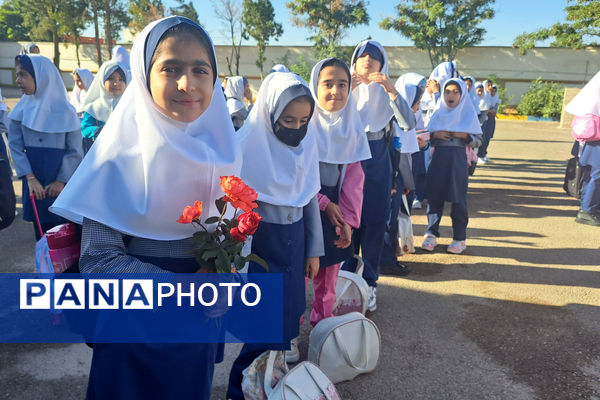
[184,0,568,47]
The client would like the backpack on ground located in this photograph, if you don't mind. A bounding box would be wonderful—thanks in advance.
[333,256,369,316]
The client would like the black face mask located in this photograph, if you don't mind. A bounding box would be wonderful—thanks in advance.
[274,122,308,147]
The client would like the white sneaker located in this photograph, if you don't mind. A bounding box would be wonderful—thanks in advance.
[447,240,467,254]
[285,337,299,363]
[477,157,487,165]
[368,286,377,313]
[412,199,422,209]
[421,234,437,251]
[483,156,490,162]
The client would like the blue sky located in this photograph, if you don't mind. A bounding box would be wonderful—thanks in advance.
[187,0,568,47]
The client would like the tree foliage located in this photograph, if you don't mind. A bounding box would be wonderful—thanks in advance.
[242,0,283,78]
[380,0,495,68]
[517,78,564,119]
[286,0,369,59]
[61,0,91,67]
[169,0,200,24]
[513,0,600,55]
[129,0,165,34]
[213,0,244,76]
[102,0,130,59]
[289,55,312,82]
[0,0,31,41]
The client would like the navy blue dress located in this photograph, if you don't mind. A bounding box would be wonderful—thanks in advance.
[86,256,224,400]
[319,183,354,268]
[425,145,468,203]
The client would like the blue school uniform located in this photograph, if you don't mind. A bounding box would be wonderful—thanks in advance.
[579,141,600,213]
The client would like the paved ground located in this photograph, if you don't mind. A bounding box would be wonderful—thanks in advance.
[1,119,599,399]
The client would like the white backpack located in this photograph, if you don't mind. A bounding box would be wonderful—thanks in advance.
[265,352,341,400]
[333,256,369,316]
[308,312,381,384]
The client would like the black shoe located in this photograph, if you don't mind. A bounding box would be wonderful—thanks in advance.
[394,262,411,276]
[575,210,600,227]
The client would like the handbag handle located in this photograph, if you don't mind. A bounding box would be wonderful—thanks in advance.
[401,194,411,217]
[29,194,44,237]
[263,350,283,397]
[283,363,335,400]
[354,254,364,276]
[332,280,352,310]
[331,320,371,372]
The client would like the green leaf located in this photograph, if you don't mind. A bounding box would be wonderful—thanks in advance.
[193,231,212,241]
[245,253,269,271]
[215,197,227,215]
[233,254,246,271]
[201,248,221,261]
[215,248,232,273]
[204,216,220,225]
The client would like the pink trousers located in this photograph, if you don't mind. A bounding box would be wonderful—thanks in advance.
[304,263,341,327]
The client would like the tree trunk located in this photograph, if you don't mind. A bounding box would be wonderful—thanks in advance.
[104,0,113,60]
[92,0,103,66]
[52,29,60,68]
[75,35,81,67]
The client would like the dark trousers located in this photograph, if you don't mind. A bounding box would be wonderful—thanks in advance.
[478,119,492,158]
[343,221,387,287]
[581,166,600,213]
[426,198,468,241]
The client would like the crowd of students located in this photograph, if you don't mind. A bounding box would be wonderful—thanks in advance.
[1,15,597,399]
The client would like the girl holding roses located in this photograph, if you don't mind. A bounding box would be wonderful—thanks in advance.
[226,72,324,399]
[51,16,240,399]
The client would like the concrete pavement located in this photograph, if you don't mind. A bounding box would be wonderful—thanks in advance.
[1,120,598,399]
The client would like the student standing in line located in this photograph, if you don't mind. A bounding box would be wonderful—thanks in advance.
[80,60,128,154]
[226,71,324,399]
[305,57,370,331]
[8,54,82,240]
[566,70,600,226]
[478,79,494,164]
[51,16,240,399]
[224,76,250,130]
[341,40,416,313]
[70,68,94,118]
[422,78,482,254]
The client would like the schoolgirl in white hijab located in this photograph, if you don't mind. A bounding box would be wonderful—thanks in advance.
[69,68,94,115]
[81,60,128,123]
[8,54,82,239]
[344,39,416,302]
[111,45,131,76]
[51,17,240,241]
[229,71,324,396]
[430,61,458,90]
[224,76,249,130]
[394,74,423,155]
[422,78,482,255]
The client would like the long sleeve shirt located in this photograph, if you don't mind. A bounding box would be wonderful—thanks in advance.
[81,112,105,139]
[317,162,365,229]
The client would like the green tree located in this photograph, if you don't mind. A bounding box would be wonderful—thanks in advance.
[101,0,130,59]
[90,0,103,66]
[517,78,564,119]
[513,0,600,55]
[242,0,283,79]
[289,55,312,82]
[380,0,495,69]
[129,0,165,35]
[61,0,91,67]
[169,0,200,24]
[0,0,31,41]
[286,0,369,59]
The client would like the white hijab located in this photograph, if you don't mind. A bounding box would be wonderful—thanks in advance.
[270,64,290,73]
[566,70,600,117]
[427,78,482,136]
[224,76,246,114]
[350,40,394,133]
[394,74,422,154]
[9,55,80,133]
[111,45,131,71]
[476,81,491,111]
[237,72,320,207]
[430,61,458,90]
[309,58,371,164]
[50,16,241,240]
[463,76,479,110]
[81,60,127,122]
[69,68,94,113]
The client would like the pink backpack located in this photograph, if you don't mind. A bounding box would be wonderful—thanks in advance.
[571,114,600,142]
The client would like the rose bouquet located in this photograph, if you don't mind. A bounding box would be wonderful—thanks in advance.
[177,176,268,273]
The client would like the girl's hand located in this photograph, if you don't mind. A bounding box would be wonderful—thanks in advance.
[351,72,362,90]
[44,181,65,198]
[427,79,440,94]
[433,130,452,141]
[305,257,319,279]
[27,175,46,200]
[417,135,428,148]
[368,72,398,99]
[451,132,469,140]
[325,202,345,228]
[334,223,352,249]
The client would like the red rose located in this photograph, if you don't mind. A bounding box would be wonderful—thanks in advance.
[230,227,246,242]
[220,176,258,212]
[237,211,261,236]
[176,201,203,224]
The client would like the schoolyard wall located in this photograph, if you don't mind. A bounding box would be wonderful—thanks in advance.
[1,41,598,106]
